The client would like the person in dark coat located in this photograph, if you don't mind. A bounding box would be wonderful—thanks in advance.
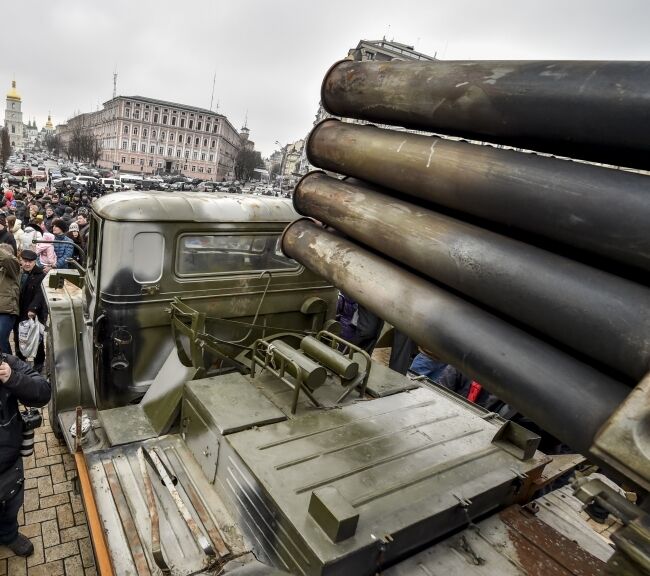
[0,355,50,556]
[12,250,46,372]
[0,215,17,256]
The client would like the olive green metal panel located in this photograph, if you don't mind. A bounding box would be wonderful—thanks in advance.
[43,272,94,414]
[222,387,547,575]
[93,191,298,223]
[184,373,287,435]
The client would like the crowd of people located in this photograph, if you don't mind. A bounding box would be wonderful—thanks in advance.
[0,181,105,367]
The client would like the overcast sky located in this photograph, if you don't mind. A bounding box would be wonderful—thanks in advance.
[2,0,649,156]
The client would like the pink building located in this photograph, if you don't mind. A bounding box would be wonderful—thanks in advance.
[59,95,242,181]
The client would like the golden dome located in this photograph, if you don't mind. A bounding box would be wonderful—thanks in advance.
[6,80,20,101]
[45,114,53,129]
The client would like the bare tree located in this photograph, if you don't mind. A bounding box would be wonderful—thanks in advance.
[0,128,11,170]
[44,133,62,157]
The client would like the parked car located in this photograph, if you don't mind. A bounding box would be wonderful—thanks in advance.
[10,166,32,176]
[75,175,99,187]
[100,178,124,191]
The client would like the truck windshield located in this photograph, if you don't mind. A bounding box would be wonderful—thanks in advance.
[176,233,298,276]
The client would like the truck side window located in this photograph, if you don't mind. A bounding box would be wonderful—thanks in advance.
[133,232,165,283]
[176,233,299,277]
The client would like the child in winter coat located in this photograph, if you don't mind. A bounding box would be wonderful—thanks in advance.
[35,232,57,273]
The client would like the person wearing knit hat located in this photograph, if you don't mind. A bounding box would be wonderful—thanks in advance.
[51,219,74,269]
[67,222,85,266]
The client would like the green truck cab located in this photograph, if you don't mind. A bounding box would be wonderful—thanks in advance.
[44,190,336,440]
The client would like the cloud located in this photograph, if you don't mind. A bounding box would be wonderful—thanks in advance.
[1,0,649,155]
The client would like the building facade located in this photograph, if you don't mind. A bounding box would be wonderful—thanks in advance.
[4,80,24,149]
[58,96,243,181]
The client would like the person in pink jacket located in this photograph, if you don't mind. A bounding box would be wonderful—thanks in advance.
[35,232,56,273]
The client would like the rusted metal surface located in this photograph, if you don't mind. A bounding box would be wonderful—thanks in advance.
[321,59,650,170]
[306,119,650,273]
[293,172,650,381]
[143,447,215,557]
[103,459,151,576]
[499,506,607,575]
[163,447,230,559]
[137,448,169,573]
[281,219,629,454]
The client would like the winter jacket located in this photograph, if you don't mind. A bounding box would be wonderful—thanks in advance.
[18,226,41,255]
[0,249,20,315]
[53,234,74,269]
[18,267,46,322]
[0,355,50,473]
[36,233,57,270]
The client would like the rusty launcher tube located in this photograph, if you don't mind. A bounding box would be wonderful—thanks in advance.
[307,120,650,273]
[281,219,630,455]
[321,59,650,171]
[293,173,650,382]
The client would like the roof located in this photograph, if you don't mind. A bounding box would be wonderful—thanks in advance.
[92,191,298,223]
[6,80,20,101]
[108,95,223,118]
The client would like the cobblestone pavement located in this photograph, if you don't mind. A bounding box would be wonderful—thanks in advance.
[0,408,97,576]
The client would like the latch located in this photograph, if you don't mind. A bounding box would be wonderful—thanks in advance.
[141,284,160,296]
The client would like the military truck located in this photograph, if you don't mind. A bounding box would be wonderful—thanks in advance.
[43,59,650,576]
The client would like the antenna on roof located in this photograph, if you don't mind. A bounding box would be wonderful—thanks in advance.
[113,68,118,99]
[243,110,248,129]
[209,71,216,111]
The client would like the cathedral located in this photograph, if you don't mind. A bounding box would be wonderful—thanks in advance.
[4,80,23,149]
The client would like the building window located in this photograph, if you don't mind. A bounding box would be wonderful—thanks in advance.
[213,124,218,133]
[206,124,211,132]
[122,141,127,149]
[157,161,162,168]
[191,165,196,172]
[125,110,130,118]
[194,137,199,146]
[207,167,212,174]
[153,113,159,123]
[193,151,198,160]
[123,125,129,134]
[133,126,138,135]
[180,118,185,128]
[209,154,214,161]
[134,111,140,119]
[167,147,173,156]
[171,116,177,126]
[140,144,146,152]
[199,167,204,173]
[189,120,194,129]
[144,112,149,121]
[140,158,144,166]
[169,133,174,142]
[183,164,188,170]
[186,135,191,144]
[143,128,148,137]
[201,153,206,161]
[211,139,216,148]
[185,150,190,159]
[197,122,202,131]
[131,158,136,165]
[161,131,166,140]
[159,146,164,154]
[150,145,155,153]
[131,142,137,151]
[152,130,156,138]
[203,138,208,147]
[162,115,168,124]
[148,159,153,167]
[121,156,126,164]
[176,150,181,157]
